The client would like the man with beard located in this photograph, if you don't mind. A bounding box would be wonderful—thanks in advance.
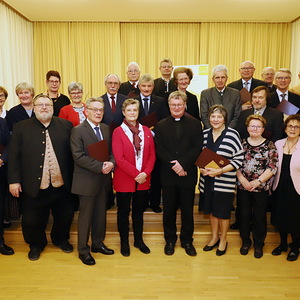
[8,94,74,261]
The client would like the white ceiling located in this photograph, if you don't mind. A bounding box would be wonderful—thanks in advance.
[4,0,300,23]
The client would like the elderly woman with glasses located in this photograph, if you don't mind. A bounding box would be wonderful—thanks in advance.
[58,82,86,127]
[236,114,278,259]
[271,114,300,261]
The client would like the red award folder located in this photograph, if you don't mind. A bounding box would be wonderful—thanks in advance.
[87,139,110,162]
[140,111,158,129]
[275,99,299,115]
[240,88,251,105]
[195,147,230,169]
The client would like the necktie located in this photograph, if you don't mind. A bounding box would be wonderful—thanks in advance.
[94,126,102,141]
[111,95,116,112]
[281,93,286,101]
[143,97,149,115]
[244,81,249,91]
[132,83,136,89]
[255,110,260,115]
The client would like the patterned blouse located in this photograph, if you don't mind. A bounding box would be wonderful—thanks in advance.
[237,138,278,192]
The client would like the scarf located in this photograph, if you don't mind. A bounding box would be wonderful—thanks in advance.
[123,119,142,155]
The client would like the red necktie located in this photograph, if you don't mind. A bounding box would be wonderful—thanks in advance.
[111,95,116,112]
[132,83,136,89]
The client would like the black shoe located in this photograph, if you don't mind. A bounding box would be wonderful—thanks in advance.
[134,240,151,254]
[54,241,73,253]
[120,242,130,257]
[182,243,197,256]
[287,249,299,262]
[79,253,95,265]
[254,248,263,259]
[272,245,288,256]
[0,244,14,255]
[28,248,42,261]
[164,243,175,255]
[203,239,220,252]
[216,242,228,256]
[151,206,162,213]
[230,222,239,230]
[240,244,251,255]
[91,243,114,255]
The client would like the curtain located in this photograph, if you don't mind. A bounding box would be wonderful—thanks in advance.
[0,2,33,109]
[290,18,300,86]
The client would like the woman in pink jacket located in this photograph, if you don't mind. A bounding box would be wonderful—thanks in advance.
[272,114,300,262]
[112,99,156,257]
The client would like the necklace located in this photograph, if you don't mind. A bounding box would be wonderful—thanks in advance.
[285,138,299,154]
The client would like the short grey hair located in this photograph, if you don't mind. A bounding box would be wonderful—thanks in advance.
[127,62,140,72]
[104,74,121,85]
[261,67,275,76]
[86,97,104,108]
[68,82,83,94]
[168,91,187,104]
[212,65,228,77]
[15,82,34,97]
[240,61,255,68]
[275,68,292,79]
[139,74,154,85]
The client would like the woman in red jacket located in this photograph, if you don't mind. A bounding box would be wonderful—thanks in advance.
[112,99,156,257]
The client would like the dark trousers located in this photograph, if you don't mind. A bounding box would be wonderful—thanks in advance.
[237,189,269,249]
[0,166,7,244]
[116,191,148,242]
[77,186,108,254]
[162,185,195,245]
[22,185,74,250]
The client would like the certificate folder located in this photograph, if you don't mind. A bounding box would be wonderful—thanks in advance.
[87,139,110,162]
[195,147,230,169]
[240,88,251,105]
[275,99,299,115]
[140,111,158,128]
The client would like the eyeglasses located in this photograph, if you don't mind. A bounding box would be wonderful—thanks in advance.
[276,77,290,81]
[70,92,82,96]
[161,65,172,69]
[287,125,300,130]
[169,104,184,108]
[48,80,60,84]
[241,67,254,70]
[0,94,6,99]
[248,125,263,129]
[34,103,53,108]
[87,108,104,113]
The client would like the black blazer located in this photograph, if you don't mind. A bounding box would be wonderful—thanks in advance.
[0,118,10,162]
[135,94,170,121]
[153,78,177,100]
[5,104,35,132]
[269,91,300,113]
[8,117,73,198]
[155,115,203,188]
[227,78,268,92]
[185,91,200,120]
[101,93,128,126]
[236,106,284,142]
[119,81,140,96]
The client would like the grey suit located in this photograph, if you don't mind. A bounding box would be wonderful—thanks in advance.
[200,87,242,129]
[70,120,115,254]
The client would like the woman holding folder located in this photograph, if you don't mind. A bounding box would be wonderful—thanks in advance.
[112,99,156,256]
[199,105,243,256]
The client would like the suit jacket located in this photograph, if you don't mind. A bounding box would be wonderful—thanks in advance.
[269,91,300,113]
[112,124,156,192]
[273,138,300,195]
[8,117,73,198]
[154,115,203,188]
[58,104,87,127]
[5,104,35,132]
[0,118,10,163]
[153,78,177,100]
[101,93,127,126]
[268,84,277,93]
[186,91,200,120]
[70,119,115,196]
[200,87,241,129]
[135,94,170,122]
[236,106,284,142]
[119,81,140,96]
[227,78,268,92]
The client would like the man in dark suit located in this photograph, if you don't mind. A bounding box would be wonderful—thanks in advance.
[71,97,115,266]
[228,61,267,110]
[8,94,74,261]
[200,65,241,129]
[135,74,170,213]
[101,74,127,127]
[118,62,141,96]
[261,67,277,93]
[237,86,284,142]
[269,68,300,113]
[153,58,177,100]
[155,91,203,256]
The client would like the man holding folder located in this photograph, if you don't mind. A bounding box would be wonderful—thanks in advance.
[71,97,115,265]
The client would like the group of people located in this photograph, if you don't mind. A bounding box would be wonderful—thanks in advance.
[0,59,300,265]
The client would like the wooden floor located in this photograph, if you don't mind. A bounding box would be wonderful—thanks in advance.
[1,207,300,300]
